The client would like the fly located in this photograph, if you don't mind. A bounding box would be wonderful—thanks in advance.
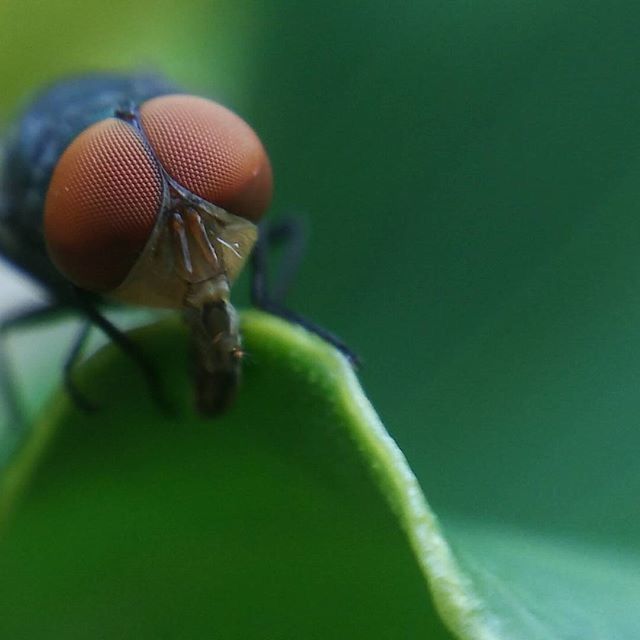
[0,72,356,425]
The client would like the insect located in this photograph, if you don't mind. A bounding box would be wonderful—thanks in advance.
[0,72,355,423]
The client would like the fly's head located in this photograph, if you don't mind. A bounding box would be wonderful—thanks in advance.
[42,93,272,415]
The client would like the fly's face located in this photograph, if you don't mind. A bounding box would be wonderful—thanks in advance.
[43,94,273,414]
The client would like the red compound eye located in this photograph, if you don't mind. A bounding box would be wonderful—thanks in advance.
[140,94,272,222]
[44,118,163,292]
[44,95,272,296]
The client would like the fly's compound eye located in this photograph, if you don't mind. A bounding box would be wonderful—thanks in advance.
[139,94,272,222]
[44,95,273,300]
[44,118,163,293]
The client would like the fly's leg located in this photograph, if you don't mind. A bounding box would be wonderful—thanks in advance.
[72,288,172,414]
[63,321,98,412]
[250,218,359,365]
[0,329,25,432]
[255,217,309,304]
[1,293,171,429]
[0,345,21,428]
[0,301,72,432]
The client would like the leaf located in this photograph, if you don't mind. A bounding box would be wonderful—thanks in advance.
[0,311,494,640]
[2,312,640,639]
[3,3,640,638]
[244,0,640,584]
[236,4,640,636]
[448,522,640,639]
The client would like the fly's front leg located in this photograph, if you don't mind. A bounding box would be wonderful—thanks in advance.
[250,218,359,365]
[0,328,24,432]
[0,290,171,429]
[0,301,72,432]
[72,288,172,415]
[63,321,98,412]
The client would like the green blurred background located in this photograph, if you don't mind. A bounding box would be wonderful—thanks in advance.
[1,0,639,555]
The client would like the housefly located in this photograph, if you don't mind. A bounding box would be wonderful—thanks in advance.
[0,73,355,423]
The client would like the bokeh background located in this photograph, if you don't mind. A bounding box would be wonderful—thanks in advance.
[1,0,639,574]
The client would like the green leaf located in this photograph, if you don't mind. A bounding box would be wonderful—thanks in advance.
[3,3,640,638]
[449,522,640,639]
[2,314,640,639]
[0,311,493,639]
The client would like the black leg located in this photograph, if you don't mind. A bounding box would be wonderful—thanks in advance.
[1,304,101,416]
[0,301,72,431]
[72,289,172,414]
[0,301,72,333]
[0,289,173,429]
[62,321,98,412]
[250,218,359,365]
[250,218,300,306]
[0,334,24,432]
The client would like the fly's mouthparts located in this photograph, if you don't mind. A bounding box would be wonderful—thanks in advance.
[185,299,243,416]
[229,346,245,361]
